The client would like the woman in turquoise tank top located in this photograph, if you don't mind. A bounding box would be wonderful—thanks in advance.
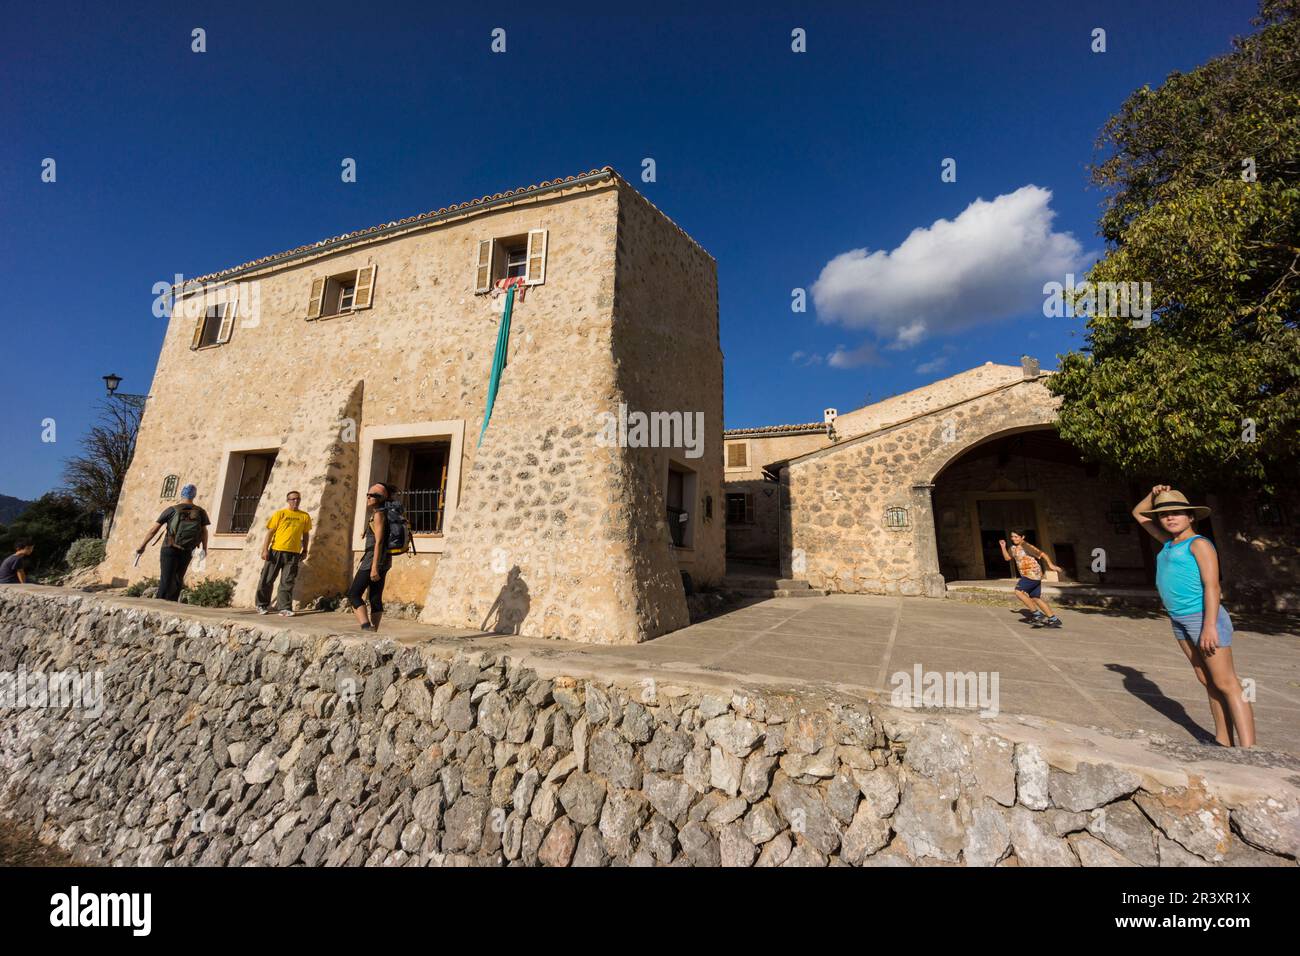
[1132,486,1255,747]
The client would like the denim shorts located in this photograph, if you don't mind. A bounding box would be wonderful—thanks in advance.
[1170,606,1234,647]
[1015,577,1042,599]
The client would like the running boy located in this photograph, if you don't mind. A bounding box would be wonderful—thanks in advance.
[999,531,1064,628]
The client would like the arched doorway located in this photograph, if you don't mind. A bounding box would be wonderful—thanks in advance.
[930,427,1153,585]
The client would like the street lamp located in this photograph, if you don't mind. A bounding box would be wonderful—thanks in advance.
[103,373,147,409]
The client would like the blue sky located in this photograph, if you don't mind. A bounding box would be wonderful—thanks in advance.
[0,0,1261,500]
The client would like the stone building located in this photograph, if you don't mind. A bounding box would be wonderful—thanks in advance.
[724,361,1299,609]
[100,167,724,643]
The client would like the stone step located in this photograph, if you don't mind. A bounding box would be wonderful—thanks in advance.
[725,587,828,599]
[723,576,813,590]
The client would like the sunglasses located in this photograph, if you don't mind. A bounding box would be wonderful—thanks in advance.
[367,492,383,498]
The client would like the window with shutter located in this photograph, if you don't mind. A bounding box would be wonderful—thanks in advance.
[726,442,749,469]
[525,229,547,285]
[194,302,227,349]
[353,264,376,309]
[307,278,326,319]
[216,295,237,343]
[725,493,754,525]
[474,239,494,292]
[189,306,207,349]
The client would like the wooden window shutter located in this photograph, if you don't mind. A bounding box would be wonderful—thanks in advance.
[474,239,494,292]
[525,229,548,285]
[189,298,206,349]
[216,296,236,344]
[306,277,325,319]
[354,265,376,310]
[727,443,748,468]
[745,494,754,524]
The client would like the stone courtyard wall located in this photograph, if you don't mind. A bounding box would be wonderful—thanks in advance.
[3,588,1295,867]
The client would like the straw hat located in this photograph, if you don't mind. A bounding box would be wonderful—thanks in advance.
[1141,489,1211,520]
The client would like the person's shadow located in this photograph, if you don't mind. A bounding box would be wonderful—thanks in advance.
[482,566,531,635]
[1104,663,1219,744]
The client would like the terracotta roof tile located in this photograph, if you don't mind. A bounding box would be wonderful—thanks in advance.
[724,422,827,437]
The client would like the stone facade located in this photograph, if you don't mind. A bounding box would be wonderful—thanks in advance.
[783,367,1060,596]
[99,168,722,643]
[3,589,1295,867]
[721,426,831,564]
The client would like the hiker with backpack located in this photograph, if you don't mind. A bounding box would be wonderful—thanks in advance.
[135,484,210,601]
[348,482,410,632]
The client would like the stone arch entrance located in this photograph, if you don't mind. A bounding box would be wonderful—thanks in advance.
[929,426,1151,585]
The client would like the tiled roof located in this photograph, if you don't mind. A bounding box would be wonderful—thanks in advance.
[187,166,685,286]
[724,422,827,437]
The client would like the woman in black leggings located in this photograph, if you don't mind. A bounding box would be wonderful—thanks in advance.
[349,482,393,631]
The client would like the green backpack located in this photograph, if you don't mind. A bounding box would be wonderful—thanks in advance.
[168,504,205,550]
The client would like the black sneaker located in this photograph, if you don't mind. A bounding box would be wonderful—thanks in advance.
[1034,616,1063,629]
[1028,611,1047,624]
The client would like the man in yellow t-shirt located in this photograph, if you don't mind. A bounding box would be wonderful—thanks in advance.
[255,491,313,616]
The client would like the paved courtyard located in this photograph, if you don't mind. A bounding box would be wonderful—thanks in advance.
[596,594,1300,752]
[189,589,1300,756]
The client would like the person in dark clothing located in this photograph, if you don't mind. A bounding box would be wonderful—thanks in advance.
[135,484,210,601]
[0,542,35,584]
[348,482,393,631]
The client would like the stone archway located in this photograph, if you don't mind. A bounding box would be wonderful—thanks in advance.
[783,378,1063,597]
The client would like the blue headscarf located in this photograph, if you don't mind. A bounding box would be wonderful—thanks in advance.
[180,484,197,500]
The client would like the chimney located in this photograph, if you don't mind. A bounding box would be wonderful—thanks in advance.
[1021,355,1040,379]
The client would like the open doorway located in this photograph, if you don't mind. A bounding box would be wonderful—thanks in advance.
[976,498,1038,578]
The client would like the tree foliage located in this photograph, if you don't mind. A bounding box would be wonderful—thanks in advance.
[1050,0,1300,488]
[60,398,142,522]
[0,494,101,574]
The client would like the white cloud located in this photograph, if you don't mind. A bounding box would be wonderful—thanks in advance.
[790,350,824,366]
[915,343,958,376]
[811,185,1090,347]
[827,342,882,369]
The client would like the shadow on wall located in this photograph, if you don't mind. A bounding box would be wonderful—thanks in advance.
[482,566,530,634]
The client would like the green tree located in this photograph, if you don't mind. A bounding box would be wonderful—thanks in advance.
[0,493,101,575]
[1050,0,1300,488]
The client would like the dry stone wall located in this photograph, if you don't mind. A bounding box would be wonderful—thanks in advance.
[1,589,1295,867]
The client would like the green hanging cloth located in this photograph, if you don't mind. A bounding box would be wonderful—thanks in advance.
[478,286,515,447]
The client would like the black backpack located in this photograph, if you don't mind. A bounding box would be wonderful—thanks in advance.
[382,501,412,556]
[168,505,205,550]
